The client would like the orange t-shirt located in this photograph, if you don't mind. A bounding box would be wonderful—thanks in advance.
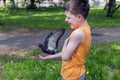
[61,25,91,80]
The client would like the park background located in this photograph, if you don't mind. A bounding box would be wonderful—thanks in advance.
[0,0,120,80]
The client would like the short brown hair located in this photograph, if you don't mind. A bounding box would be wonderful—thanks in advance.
[64,0,90,19]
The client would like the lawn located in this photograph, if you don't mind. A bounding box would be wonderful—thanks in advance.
[0,40,120,80]
[0,7,120,80]
[0,7,120,30]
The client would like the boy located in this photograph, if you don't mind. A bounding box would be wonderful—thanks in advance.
[38,0,91,80]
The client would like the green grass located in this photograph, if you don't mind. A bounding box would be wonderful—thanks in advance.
[0,7,67,30]
[0,7,120,80]
[0,54,61,80]
[85,40,120,80]
[0,40,120,80]
[88,7,120,28]
[0,7,120,30]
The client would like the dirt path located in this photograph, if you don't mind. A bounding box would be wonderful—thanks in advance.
[0,27,120,55]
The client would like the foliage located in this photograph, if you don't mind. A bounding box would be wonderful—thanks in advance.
[0,7,120,30]
[0,40,120,80]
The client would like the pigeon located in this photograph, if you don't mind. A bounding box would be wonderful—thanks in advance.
[38,28,65,55]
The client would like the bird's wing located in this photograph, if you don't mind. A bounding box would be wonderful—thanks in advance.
[38,32,53,54]
[38,28,65,54]
[47,28,65,51]
[44,32,53,48]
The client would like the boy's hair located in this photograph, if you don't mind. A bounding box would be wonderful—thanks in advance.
[64,0,90,19]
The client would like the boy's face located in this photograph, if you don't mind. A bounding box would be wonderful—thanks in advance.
[65,11,81,30]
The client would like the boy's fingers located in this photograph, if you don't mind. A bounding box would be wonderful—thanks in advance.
[34,54,44,59]
[38,55,45,59]
[36,54,47,60]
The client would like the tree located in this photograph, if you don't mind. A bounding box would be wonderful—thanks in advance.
[10,0,15,8]
[26,0,43,9]
[107,0,120,17]
[2,0,15,8]
[3,0,6,7]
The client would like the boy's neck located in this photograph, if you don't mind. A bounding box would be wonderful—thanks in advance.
[79,20,88,27]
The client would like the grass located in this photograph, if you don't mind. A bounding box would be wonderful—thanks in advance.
[0,55,61,80]
[0,40,120,80]
[0,7,67,30]
[85,40,120,80]
[0,7,120,30]
[0,6,120,80]
[88,7,120,28]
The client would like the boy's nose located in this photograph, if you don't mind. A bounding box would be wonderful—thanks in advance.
[65,17,67,22]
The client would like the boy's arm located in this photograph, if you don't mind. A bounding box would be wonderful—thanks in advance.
[62,29,84,61]
[38,52,62,60]
[38,29,84,60]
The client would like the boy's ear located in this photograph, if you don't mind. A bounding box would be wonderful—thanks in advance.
[77,15,83,21]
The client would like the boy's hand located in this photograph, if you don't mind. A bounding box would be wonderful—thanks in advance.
[36,54,49,60]
[35,52,61,60]
[35,54,49,60]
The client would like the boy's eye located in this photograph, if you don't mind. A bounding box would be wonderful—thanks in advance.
[67,16,71,19]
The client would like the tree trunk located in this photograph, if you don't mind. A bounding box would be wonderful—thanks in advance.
[106,0,115,17]
[30,0,35,5]
[10,0,15,8]
[3,0,6,7]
